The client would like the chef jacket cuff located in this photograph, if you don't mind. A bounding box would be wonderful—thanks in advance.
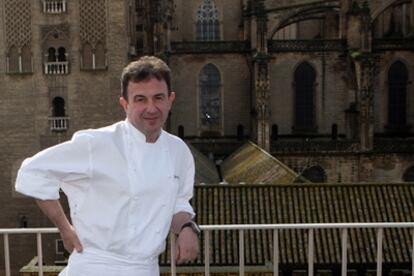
[174,201,195,218]
[15,172,60,200]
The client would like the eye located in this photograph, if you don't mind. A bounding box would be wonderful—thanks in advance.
[134,96,145,103]
[155,95,165,101]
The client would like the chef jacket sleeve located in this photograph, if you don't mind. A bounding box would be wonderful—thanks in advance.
[173,145,195,217]
[15,131,93,200]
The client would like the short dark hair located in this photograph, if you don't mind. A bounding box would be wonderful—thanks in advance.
[120,56,172,100]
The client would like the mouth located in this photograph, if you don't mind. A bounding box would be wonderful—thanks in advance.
[144,117,159,124]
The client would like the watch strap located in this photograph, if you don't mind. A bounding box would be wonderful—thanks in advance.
[181,220,201,236]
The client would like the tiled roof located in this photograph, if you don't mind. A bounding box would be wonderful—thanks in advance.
[222,142,302,184]
[188,143,220,184]
[160,183,414,268]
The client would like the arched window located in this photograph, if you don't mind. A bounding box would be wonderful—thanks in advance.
[196,0,220,41]
[21,45,32,73]
[8,46,19,72]
[52,97,65,117]
[302,165,326,183]
[19,216,28,228]
[403,166,414,182]
[237,125,244,140]
[82,43,93,69]
[200,64,221,130]
[58,47,66,62]
[331,124,338,140]
[95,42,106,69]
[48,47,57,62]
[271,124,278,141]
[388,61,408,128]
[294,62,316,130]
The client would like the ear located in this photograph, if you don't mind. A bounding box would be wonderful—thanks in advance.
[119,97,128,113]
[168,91,176,105]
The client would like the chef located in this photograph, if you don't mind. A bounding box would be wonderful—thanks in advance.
[15,56,200,276]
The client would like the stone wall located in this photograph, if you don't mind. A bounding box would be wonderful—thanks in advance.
[278,153,414,183]
[169,54,251,137]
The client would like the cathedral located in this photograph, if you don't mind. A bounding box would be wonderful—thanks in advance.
[0,0,414,275]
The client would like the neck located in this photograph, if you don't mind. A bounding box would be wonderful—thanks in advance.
[146,132,160,143]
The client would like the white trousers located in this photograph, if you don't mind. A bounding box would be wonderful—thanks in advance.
[59,249,159,276]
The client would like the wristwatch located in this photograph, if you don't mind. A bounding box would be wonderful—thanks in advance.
[181,220,201,236]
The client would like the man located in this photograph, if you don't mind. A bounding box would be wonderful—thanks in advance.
[15,56,199,275]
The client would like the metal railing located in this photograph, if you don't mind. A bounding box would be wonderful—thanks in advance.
[373,38,414,51]
[170,41,250,54]
[44,62,69,75]
[1,223,414,276]
[268,39,346,52]
[42,0,67,14]
[48,117,69,131]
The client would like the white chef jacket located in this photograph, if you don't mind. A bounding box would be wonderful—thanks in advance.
[15,120,195,275]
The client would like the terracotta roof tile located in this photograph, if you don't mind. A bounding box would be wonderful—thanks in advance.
[222,142,303,184]
[160,183,413,268]
[188,143,220,184]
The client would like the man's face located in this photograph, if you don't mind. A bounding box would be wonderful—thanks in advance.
[119,78,175,142]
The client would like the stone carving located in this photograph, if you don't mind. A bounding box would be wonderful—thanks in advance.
[80,0,107,47]
[5,0,31,48]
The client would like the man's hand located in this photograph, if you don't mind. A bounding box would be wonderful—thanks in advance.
[175,227,199,264]
[60,224,83,253]
[35,199,83,253]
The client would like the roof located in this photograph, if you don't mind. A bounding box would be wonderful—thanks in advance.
[160,183,414,268]
[221,141,303,184]
[188,143,220,184]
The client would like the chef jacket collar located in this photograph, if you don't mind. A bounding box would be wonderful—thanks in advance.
[125,119,163,144]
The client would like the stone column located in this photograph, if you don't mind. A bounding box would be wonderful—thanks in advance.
[346,1,375,150]
[254,61,270,151]
[353,55,375,151]
[339,0,352,39]
[411,0,414,35]
[251,0,270,151]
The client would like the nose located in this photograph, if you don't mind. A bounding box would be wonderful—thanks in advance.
[146,100,157,113]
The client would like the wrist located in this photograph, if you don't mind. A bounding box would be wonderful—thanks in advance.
[180,221,201,236]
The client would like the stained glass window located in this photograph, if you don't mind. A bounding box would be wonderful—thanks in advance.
[388,61,408,128]
[200,64,221,128]
[196,0,220,41]
[294,62,316,129]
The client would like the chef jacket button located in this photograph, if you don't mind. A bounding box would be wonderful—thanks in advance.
[156,228,160,233]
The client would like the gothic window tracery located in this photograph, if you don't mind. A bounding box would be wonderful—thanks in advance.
[196,0,220,41]
[199,64,221,131]
[294,62,316,130]
[388,61,408,128]
[373,2,412,38]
